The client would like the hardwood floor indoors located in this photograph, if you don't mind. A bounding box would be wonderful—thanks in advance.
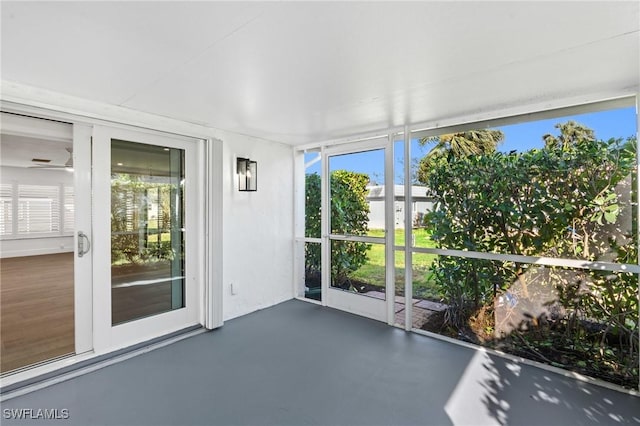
[112,282,173,325]
[1,252,180,373]
[0,253,75,373]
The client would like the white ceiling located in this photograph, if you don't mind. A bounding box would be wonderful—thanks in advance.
[1,1,638,145]
[0,112,73,168]
[0,133,72,169]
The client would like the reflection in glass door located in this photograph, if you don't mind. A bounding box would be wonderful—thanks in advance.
[110,140,185,325]
[93,126,201,352]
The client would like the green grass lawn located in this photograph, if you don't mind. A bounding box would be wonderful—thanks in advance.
[349,228,443,300]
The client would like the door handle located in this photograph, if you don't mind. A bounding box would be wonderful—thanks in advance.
[78,231,91,257]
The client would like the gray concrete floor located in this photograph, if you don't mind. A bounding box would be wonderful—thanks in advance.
[2,300,639,425]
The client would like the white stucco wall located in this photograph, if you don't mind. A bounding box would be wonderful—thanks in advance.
[1,83,295,325]
[220,131,294,321]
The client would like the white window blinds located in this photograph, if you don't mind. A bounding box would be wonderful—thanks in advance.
[0,183,12,236]
[1,181,74,238]
[17,184,60,234]
[63,185,74,233]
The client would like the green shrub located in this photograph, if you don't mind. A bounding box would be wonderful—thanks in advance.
[305,171,370,286]
[419,123,638,385]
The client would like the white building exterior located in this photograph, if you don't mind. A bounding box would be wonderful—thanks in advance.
[366,185,433,230]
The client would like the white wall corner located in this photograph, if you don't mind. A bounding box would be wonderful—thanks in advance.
[221,133,295,321]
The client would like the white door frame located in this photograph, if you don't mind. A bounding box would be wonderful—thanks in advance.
[322,136,395,324]
[73,123,93,354]
[0,113,93,380]
[0,100,219,387]
[91,125,203,354]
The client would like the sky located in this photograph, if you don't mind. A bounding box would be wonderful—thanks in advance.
[497,106,637,153]
[305,106,638,184]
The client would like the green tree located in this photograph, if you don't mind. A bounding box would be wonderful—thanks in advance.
[417,129,505,184]
[543,120,595,151]
[420,129,505,160]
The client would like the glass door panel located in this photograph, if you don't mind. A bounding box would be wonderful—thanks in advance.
[0,113,92,374]
[110,140,185,325]
[93,125,201,353]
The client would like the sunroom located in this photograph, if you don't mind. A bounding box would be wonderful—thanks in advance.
[1,1,639,424]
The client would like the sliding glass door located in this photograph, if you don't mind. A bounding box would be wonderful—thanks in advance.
[92,126,202,352]
[0,113,92,374]
[0,111,207,379]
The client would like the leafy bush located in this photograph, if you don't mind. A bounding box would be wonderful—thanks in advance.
[418,123,638,386]
[305,171,371,286]
[420,132,635,310]
[111,174,177,265]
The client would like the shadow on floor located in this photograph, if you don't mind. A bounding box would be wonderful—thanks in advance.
[2,300,638,425]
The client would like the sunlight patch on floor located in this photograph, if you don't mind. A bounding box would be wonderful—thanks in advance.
[444,351,505,426]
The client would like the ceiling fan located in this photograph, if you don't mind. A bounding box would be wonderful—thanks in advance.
[29,147,73,169]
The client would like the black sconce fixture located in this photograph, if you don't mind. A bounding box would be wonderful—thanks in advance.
[237,157,257,191]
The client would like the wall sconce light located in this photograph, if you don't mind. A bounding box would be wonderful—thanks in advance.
[237,157,257,191]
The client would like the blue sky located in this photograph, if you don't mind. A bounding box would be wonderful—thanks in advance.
[497,106,637,153]
[306,106,637,184]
